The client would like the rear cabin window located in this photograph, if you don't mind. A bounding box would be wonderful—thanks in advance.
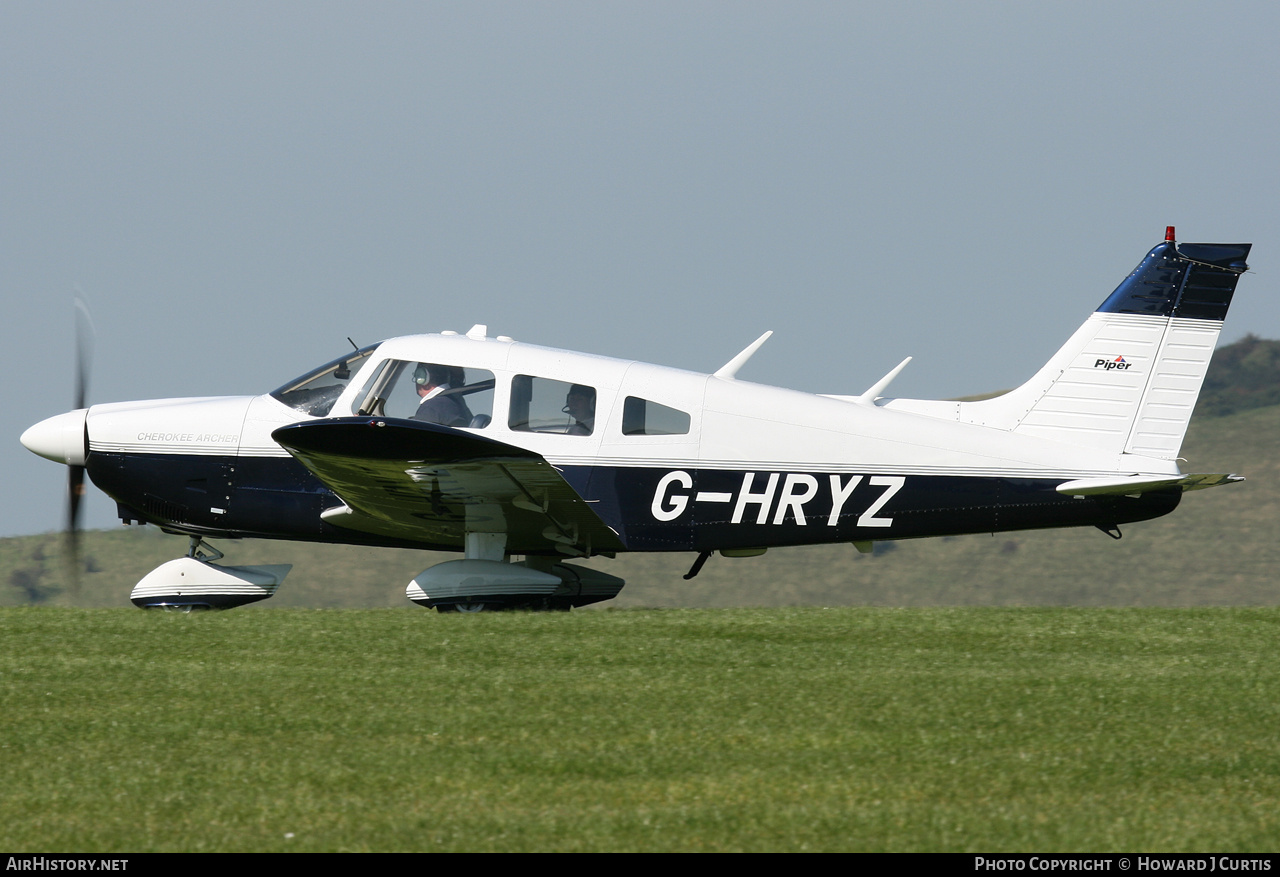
[622,396,691,436]
[509,376,595,436]
[351,360,495,428]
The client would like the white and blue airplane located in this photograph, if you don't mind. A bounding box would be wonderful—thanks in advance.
[21,228,1252,611]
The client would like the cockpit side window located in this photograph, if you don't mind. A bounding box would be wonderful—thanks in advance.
[271,345,378,417]
[350,359,494,429]
[509,376,595,435]
[622,396,691,436]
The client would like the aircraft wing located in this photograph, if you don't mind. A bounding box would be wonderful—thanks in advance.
[271,418,623,555]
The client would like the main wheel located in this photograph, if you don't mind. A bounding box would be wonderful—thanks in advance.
[436,602,490,613]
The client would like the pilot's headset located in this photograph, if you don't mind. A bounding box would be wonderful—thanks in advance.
[562,384,594,414]
[414,364,448,388]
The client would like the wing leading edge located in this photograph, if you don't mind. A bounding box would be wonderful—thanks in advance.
[272,418,623,556]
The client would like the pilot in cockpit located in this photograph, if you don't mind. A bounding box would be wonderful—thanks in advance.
[412,363,473,427]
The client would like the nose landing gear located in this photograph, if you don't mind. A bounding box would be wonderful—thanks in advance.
[130,537,292,610]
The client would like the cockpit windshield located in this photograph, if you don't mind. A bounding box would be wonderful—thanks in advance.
[270,344,379,417]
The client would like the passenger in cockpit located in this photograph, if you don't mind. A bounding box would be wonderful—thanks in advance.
[563,384,595,436]
[412,364,473,427]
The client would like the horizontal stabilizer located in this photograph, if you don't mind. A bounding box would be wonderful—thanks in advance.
[1056,473,1243,497]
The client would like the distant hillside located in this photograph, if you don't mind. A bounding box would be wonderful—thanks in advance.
[1196,335,1280,417]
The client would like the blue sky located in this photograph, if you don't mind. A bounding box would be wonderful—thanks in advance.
[5,1,1277,537]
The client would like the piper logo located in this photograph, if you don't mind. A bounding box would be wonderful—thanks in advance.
[1094,356,1132,371]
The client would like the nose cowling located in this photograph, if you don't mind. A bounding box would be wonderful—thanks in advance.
[21,409,89,466]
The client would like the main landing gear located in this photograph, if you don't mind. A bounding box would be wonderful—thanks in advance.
[412,561,623,612]
[407,533,624,612]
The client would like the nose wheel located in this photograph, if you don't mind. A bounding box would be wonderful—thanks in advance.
[130,540,291,610]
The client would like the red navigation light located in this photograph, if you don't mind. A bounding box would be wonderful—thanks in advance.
[1166,226,1176,242]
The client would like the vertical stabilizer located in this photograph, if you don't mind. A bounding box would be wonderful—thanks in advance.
[956,233,1251,459]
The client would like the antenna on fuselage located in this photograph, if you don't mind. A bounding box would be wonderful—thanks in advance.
[857,357,913,404]
[714,331,773,380]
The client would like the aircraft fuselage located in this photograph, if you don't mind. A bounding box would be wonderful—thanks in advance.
[79,331,1184,555]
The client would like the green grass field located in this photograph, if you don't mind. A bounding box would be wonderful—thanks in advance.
[3,607,1278,852]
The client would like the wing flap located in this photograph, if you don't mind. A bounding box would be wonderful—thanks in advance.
[272,418,622,554]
